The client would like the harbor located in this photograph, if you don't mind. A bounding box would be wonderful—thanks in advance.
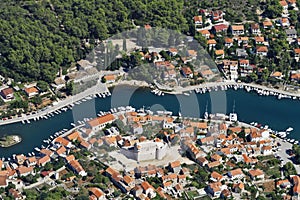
[0,86,300,158]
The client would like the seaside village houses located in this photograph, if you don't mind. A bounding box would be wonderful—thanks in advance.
[2,2,300,199]
[1,100,300,199]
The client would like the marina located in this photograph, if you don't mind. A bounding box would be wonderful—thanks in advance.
[0,86,300,157]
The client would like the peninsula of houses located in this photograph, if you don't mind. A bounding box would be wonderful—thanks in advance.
[0,106,299,199]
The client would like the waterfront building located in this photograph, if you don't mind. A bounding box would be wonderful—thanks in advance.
[87,114,115,132]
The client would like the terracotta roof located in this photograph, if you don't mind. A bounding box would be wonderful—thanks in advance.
[56,146,66,155]
[69,160,84,173]
[40,149,53,156]
[0,176,7,187]
[197,157,208,163]
[66,155,75,163]
[209,182,222,192]
[80,140,91,149]
[249,169,264,177]
[17,166,34,175]
[211,154,222,161]
[163,181,172,188]
[271,71,282,77]
[225,38,233,43]
[257,46,268,52]
[293,176,300,194]
[25,87,38,94]
[207,39,217,45]
[181,67,193,75]
[233,182,244,190]
[211,171,223,181]
[215,50,224,55]
[193,16,202,22]
[251,23,260,29]
[1,88,14,96]
[291,73,300,80]
[88,114,115,127]
[207,161,221,168]
[200,136,214,144]
[262,146,272,151]
[67,131,80,141]
[144,24,151,30]
[104,74,116,81]
[213,24,228,32]
[239,59,249,65]
[280,0,288,6]
[141,181,153,191]
[263,21,273,27]
[294,48,300,54]
[230,168,244,176]
[170,160,181,168]
[89,187,104,199]
[199,29,210,35]
[54,137,70,146]
[37,155,50,166]
[255,36,265,42]
[231,25,244,31]
[123,175,134,185]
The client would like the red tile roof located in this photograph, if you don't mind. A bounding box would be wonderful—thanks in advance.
[88,114,115,127]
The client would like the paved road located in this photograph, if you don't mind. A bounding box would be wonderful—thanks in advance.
[0,82,108,126]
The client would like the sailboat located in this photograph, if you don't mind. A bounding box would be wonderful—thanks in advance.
[229,100,238,122]
[204,101,209,120]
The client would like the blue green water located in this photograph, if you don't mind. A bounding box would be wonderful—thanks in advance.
[0,86,299,158]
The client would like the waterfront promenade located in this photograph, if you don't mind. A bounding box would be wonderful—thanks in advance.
[0,82,109,126]
[0,77,299,127]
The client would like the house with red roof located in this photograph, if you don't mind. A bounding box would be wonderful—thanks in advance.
[210,171,224,182]
[210,10,225,23]
[199,29,211,39]
[0,88,14,100]
[227,168,245,180]
[16,166,34,177]
[197,157,208,166]
[224,38,233,48]
[0,176,8,188]
[168,160,181,173]
[89,187,105,200]
[212,24,228,34]
[55,146,67,156]
[232,182,244,193]
[68,160,87,176]
[231,25,244,36]
[181,67,193,78]
[37,155,51,167]
[53,137,71,148]
[141,181,156,198]
[256,46,268,56]
[280,1,288,11]
[194,16,203,29]
[292,175,300,197]
[207,182,223,198]
[248,169,264,180]
[24,86,39,98]
[88,114,115,132]
[251,23,261,35]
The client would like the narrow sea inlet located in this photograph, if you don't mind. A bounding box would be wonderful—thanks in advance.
[0,86,299,158]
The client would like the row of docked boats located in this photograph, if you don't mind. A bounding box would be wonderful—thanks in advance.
[19,91,111,125]
[252,122,299,145]
[193,83,300,101]
[151,89,165,96]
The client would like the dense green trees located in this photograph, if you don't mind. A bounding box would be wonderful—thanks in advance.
[0,0,189,83]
